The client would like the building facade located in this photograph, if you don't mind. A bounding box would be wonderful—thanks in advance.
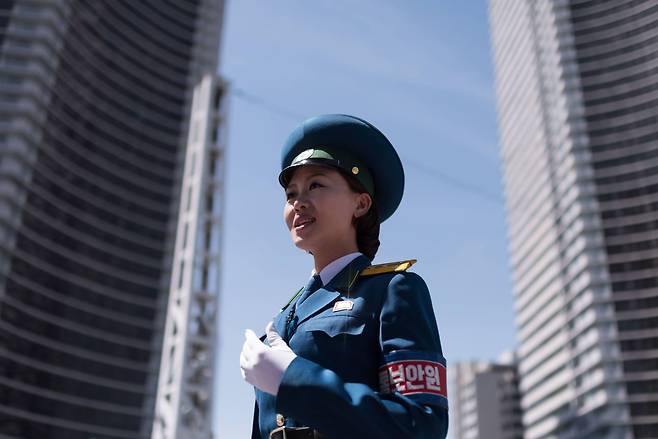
[489,1,658,438]
[0,1,225,438]
[451,355,524,439]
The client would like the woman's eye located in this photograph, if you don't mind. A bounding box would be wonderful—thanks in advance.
[285,192,296,200]
[309,182,322,190]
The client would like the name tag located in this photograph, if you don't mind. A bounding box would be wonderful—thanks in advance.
[332,300,353,312]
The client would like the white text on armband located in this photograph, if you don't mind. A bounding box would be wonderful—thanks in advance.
[378,351,448,406]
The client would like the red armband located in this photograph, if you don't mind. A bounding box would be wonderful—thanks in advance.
[378,351,448,408]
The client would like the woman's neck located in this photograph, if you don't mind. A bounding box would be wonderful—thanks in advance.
[312,244,359,274]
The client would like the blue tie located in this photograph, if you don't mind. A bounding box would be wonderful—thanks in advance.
[296,274,323,305]
[284,274,323,341]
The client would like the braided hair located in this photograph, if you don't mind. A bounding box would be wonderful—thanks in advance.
[341,171,380,261]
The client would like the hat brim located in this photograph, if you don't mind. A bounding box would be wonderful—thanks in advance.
[278,158,343,188]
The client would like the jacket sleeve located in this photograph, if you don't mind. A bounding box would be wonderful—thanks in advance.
[275,272,448,439]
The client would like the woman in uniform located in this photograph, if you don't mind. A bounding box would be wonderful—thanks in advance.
[240,114,448,439]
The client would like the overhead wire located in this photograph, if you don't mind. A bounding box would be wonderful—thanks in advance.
[228,86,504,205]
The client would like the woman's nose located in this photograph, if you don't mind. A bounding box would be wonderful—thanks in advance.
[293,193,309,210]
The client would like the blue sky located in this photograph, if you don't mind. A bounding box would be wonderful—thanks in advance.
[214,1,514,437]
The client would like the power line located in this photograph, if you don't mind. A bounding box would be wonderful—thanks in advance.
[403,157,503,204]
[229,85,504,204]
[230,87,306,121]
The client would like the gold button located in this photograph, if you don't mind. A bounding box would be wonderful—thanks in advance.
[276,413,285,427]
[352,166,359,175]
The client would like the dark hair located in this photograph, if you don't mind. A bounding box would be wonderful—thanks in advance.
[342,171,380,261]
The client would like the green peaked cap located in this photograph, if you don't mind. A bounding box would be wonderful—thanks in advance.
[278,114,405,223]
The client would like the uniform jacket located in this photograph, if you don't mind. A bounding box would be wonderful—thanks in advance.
[252,254,448,439]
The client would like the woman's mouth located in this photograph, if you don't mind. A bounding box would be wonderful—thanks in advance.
[294,217,316,230]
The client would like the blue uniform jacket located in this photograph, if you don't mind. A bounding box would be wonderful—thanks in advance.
[252,255,448,438]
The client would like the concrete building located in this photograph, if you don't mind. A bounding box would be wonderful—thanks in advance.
[0,1,225,438]
[488,1,658,438]
[451,354,524,439]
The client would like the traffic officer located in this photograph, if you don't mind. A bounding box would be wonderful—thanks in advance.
[240,114,448,439]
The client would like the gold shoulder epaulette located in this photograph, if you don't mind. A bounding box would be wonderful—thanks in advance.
[360,259,417,277]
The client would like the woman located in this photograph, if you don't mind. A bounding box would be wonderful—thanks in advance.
[240,114,448,439]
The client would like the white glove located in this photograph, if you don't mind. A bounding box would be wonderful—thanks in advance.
[240,321,297,396]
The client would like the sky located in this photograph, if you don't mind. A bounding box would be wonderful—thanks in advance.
[213,1,515,437]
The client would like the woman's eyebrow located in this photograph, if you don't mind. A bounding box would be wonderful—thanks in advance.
[288,172,329,188]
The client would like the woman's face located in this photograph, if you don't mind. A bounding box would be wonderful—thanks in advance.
[284,165,371,255]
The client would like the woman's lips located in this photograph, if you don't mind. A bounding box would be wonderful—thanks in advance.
[294,217,315,230]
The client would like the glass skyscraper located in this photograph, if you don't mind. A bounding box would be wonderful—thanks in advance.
[489,1,658,438]
[0,1,225,438]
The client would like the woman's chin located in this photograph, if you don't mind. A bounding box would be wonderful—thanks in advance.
[291,235,316,253]
[293,239,312,252]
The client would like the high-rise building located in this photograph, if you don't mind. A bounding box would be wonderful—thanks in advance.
[451,353,524,439]
[0,1,225,438]
[489,1,658,438]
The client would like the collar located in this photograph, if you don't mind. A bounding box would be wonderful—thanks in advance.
[320,253,372,292]
[274,254,371,336]
[312,252,363,286]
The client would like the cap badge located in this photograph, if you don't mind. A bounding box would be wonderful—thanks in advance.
[292,149,315,164]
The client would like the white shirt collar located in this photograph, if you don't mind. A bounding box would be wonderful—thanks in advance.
[311,252,363,286]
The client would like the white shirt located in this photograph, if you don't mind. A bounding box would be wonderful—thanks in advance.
[311,252,363,286]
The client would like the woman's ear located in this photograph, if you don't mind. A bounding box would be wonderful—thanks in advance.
[354,193,373,218]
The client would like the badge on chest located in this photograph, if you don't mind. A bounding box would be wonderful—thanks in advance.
[332,300,354,312]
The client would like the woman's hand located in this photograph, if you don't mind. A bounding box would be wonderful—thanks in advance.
[240,321,297,396]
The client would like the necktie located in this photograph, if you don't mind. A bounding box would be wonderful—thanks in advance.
[284,274,323,341]
[296,274,323,305]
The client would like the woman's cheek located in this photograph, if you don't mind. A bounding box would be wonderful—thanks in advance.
[283,205,294,230]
